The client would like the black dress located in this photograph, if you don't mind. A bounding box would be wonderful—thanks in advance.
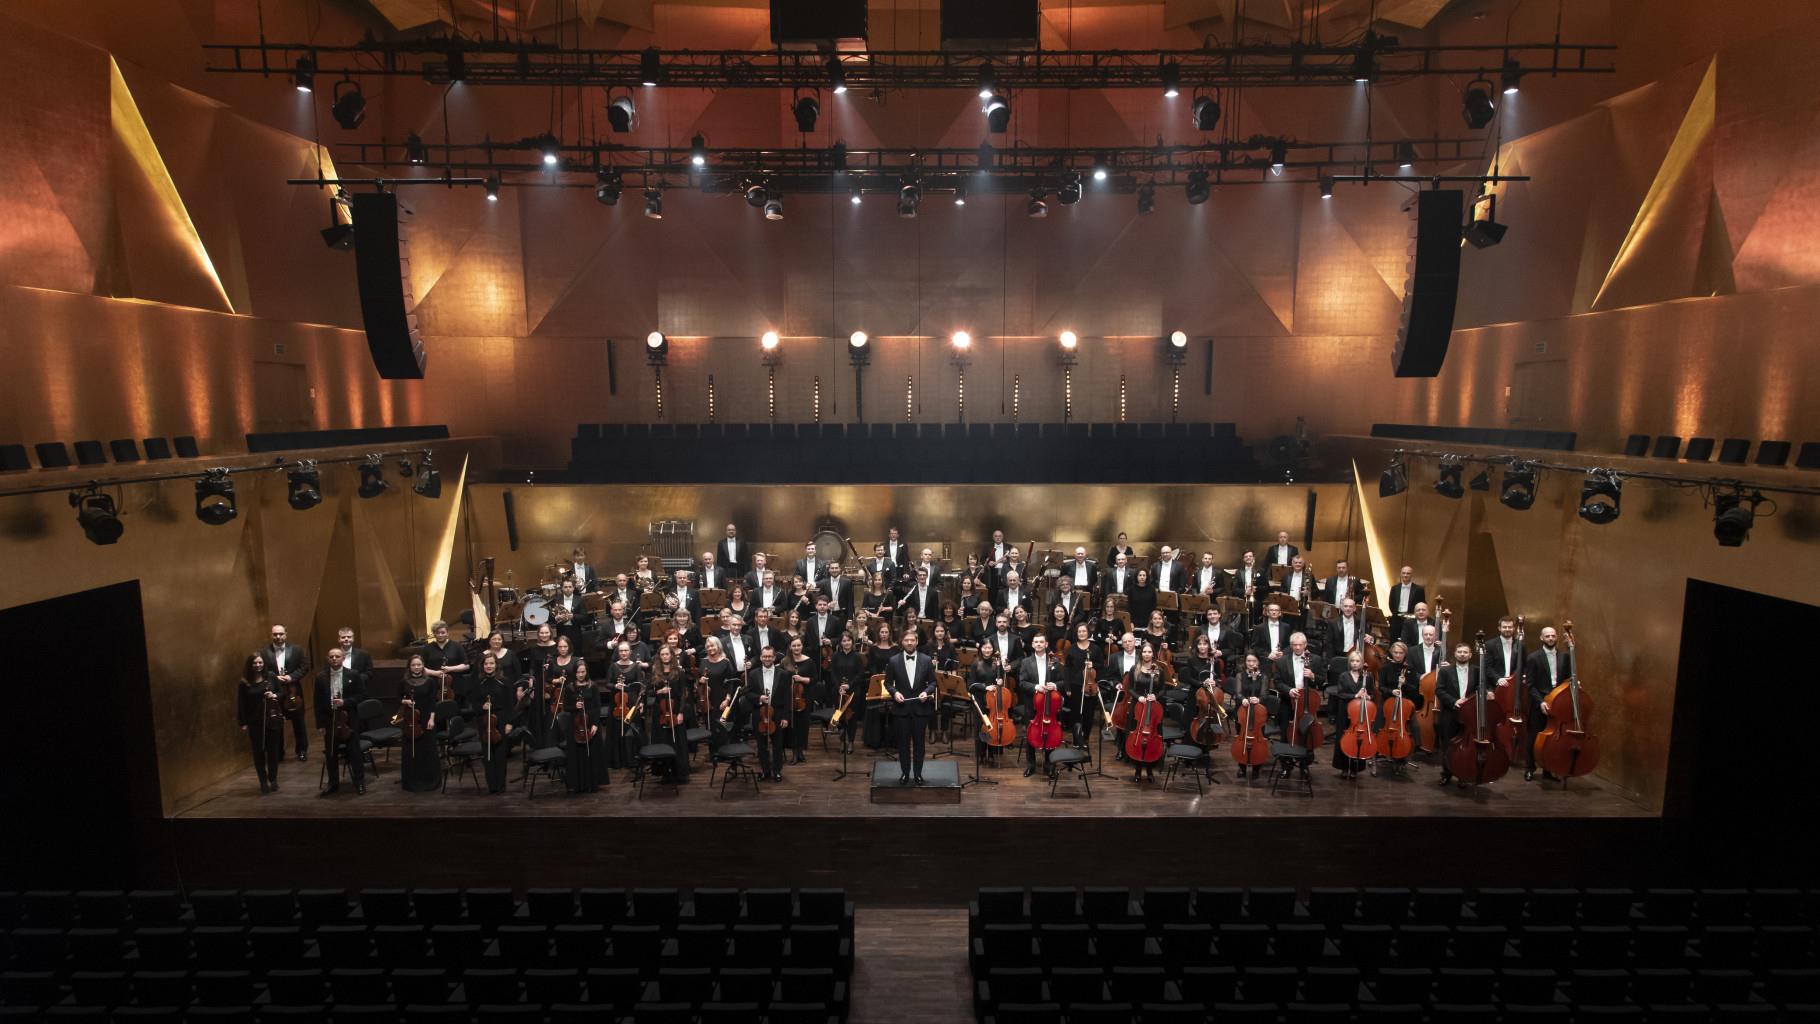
[1330,671,1380,771]
[1128,583,1157,627]
[785,655,819,760]
[967,657,1012,763]
[862,590,890,614]
[698,657,740,753]
[1377,659,1423,758]
[474,677,514,794]
[399,678,441,793]
[1122,667,1166,777]
[238,672,284,791]
[828,650,866,743]
[863,644,899,749]
[565,683,607,793]
[640,676,690,783]
[602,661,642,768]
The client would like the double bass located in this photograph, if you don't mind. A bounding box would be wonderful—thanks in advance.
[1536,621,1599,780]
[1446,632,1512,785]
[1493,615,1527,760]
[1414,605,1449,752]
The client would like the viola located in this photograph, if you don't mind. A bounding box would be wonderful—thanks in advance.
[1374,664,1416,760]
[262,687,286,736]
[1027,682,1064,752]
[979,681,1017,747]
[399,701,428,740]
[283,680,304,714]
[436,674,454,705]
[1340,681,1378,761]
[1124,693,1166,764]
[333,705,354,744]
[757,699,777,735]
[1536,620,1599,779]
[1230,699,1272,767]
[572,688,592,745]
[792,676,807,713]
[1414,605,1450,752]
[478,704,502,748]
[1447,632,1512,785]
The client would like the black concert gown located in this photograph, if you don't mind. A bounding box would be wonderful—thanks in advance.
[399,679,442,793]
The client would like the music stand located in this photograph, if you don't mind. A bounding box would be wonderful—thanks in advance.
[698,588,728,615]
[639,592,667,617]
[962,697,1002,789]
[1216,596,1250,634]
[1268,563,1291,587]
[1268,593,1302,618]
[1078,688,1115,781]
[1179,594,1210,618]
[1155,591,1180,613]
[928,671,969,760]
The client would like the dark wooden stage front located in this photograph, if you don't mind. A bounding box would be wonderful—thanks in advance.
[166,741,1666,902]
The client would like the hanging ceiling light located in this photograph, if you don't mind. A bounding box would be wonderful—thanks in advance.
[537,134,561,166]
[689,134,707,167]
[1712,490,1764,547]
[1434,460,1466,499]
[1578,471,1623,525]
[286,463,322,511]
[292,56,315,93]
[1500,464,1537,510]
[596,169,622,206]
[194,469,237,525]
[1136,183,1155,214]
[827,56,847,94]
[1319,175,1335,199]
[1190,96,1221,131]
[1380,459,1409,497]
[984,92,1010,133]
[330,80,366,129]
[644,189,663,219]
[639,47,663,87]
[70,489,123,545]
[1464,76,1497,129]
[793,95,820,132]
[404,132,428,164]
[411,453,441,499]
[897,182,921,218]
[607,94,636,133]
[1501,59,1525,94]
[1185,169,1210,205]
[357,456,388,498]
[1269,140,1288,176]
[1161,61,1181,98]
[1026,188,1047,218]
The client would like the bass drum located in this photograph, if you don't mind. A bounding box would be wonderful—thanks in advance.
[521,597,552,626]
[812,529,847,571]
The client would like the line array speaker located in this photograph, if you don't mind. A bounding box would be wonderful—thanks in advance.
[351,192,426,380]
[1392,189,1463,378]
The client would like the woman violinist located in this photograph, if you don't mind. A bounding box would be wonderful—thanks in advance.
[862,572,891,614]
[604,640,645,771]
[863,621,899,750]
[928,623,962,740]
[1091,598,1126,655]
[1044,602,1074,650]
[1141,608,1174,660]
[784,635,819,766]
[1330,650,1380,780]
[1231,652,1273,780]
[237,653,284,793]
[1178,632,1223,736]
[565,660,606,794]
[828,631,867,754]
[1120,640,1167,781]
[473,652,517,795]
[643,641,691,784]
[1063,621,1107,747]
[398,654,440,793]
[1376,640,1423,773]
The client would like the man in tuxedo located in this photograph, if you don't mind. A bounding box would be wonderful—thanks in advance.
[1196,607,1245,666]
[819,568,853,619]
[1482,615,1533,777]
[716,523,747,575]
[899,566,941,619]
[1103,553,1134,596]
[606,574,638,621]
[887,628,937,785]
[754,571,785,616]
[1267,530,1299,567]
[911,549,941,591]
[982,529,1012,571]
[1152,545,1186,595]
[601,600,638,655]
[749,607,786,658]
[985,612,1024,672]
[1062,546,1097,595]
[696,551,730,593]
[744,553,771,594]
[550,579,591,649]
[804,594,844,657]
[743,645,791,781]
[998,571,1032,619]
[1192,552,1222,596]
[1412,624,1445,678]
[717,615,755,675]
[885,527,911,572]
[1524,626,1572,782]
[1273,633,1326,757]
[1249,603,1293,661]
[1398,602,1437,648]
[567,548,599,591]
[314,647,369,796]
[1434,643,1480,785]
[1049,577,1086,627]
[261,624,312,760]
[866,543,899,593]
[667,570,701,620]
[1322,599,1372,685]
[1104,532,1134,569]
[1317,560,1359,606]
[1015,634,1068,777]
[794,542,830,591]
[1385,565,1425,636]
[1230,550,1264,626]
[335,627,373,681]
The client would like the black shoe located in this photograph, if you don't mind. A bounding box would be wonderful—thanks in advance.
[1023,765,1035,778]
[914,776,926,787]
[897,776,911,787]
[259,781,270,793]
[355,783,365,795]
[1437,774,1453,786]
[1524,768,1535,782]
[319,787,338,798]
[774,773,785,782]
[297,753,307,762]
[270,781,280,792]
[1543,771,1561,781]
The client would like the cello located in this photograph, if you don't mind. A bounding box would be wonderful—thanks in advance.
[1446,632,1512,785]
[980,672,1018,750]
[1414,605,1449,752]
[1374,661,1416,762]
[1339,673,1378,765]
[1026,665,1065,754]
[1286,650,1325,751]
[1123,672,1167,767]
[1189,670,1228,749]
[1536,621,1599,781]
[1230,697,1271,772]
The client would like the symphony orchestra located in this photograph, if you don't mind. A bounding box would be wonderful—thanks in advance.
[236,523,1598,798]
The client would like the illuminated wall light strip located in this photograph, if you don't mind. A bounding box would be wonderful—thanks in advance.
[957,370,965,422]
[767,367,776,421]
[654,366,665,420]
[1065,367,1073,422]
[1119,375,1127,422]
[707,374,716,423]
[1012,374,1020,421]
[906,376,915,422]
[813,375,821,422]
[1172,365,1181,422]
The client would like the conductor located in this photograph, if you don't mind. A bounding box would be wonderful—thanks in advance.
[888,627,938,786]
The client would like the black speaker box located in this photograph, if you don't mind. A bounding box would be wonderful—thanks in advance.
[1391,189,1463,377]
[770,0,867,48]
[1684,437,1714,462]
[35,442,71,468]
[0,444,28,472]
[74,440,107,465]
[941,0,1039,48]
[1718,438,1750,464]
[109,439,141,462]
[1650,435,1681,459]
[351,191,426,379]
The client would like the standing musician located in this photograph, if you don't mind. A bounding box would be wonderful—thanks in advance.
[337,627,374,681]
[1177,632,1222,736]
[698,637,741,745]
[753,568,785,613]
[749,607,786,660]
[1329,650,1379,779]
[1230,550,1264,626]
[1193,551,1223,597]
[1117,641,1167,781]
[1043,602,1075,650]
[1050,577,1087,627]
[607,574,638,618]
[696,550,729,593]
[1482,615,1533,777]
[885,526,911,573]
[1525,625,1573,783]
[604,640,646,771]
[1398,602,1437,649]
[1126,568,1157,627]
[1090,599,1124,653]
[742,554,768,595]
[1267,530,1299,567]
[911,548,942,590]
[632,554,658,591]
[984,611,1025,677]
[1139,609,1174,660]
[666,571,701,620]
[744,645,791,781]
[641,644,690,784]
[716,523,747,575]
[550,580,590,650]
[1275,632,1326,770]
[1250,603,1293,661]
[820,562,854,621]
[1103,552,1134,598]
[473,652,518,795]
[238,653,283,793]
[1377,641,1423,772]
[259,624,311,762]
[564,660,606,794]
[314,648,368,797]
[1016,634,1068,778]
[397,655,440,793]
[794,542,831,591]
[784,636,820,766]
[1434,642,1480,787]
[567,548,599,591]
[479,631,522,689]
[1196,606,1246,666]
[805,594,844,657]
[828,632,867,755]
[900,566,941,619]
[982,529,1013,580]
[1152,544,1186,596]
[1323,598,1372,682]
[966,643,1010,767]
[718,615,754,676]
[1105,532,1134,568]
[1231,652,1273,779]
[1063,621,1108,747]
[1385,566,1426,637]
[1062,547,1098,596]
[866,543,898,593]
[1280,557,1312,625]
[887,627,938,786]
[862,572,892,614]
[422,619,472,710]
[600,601,637,654]
[1316,559,1361,606]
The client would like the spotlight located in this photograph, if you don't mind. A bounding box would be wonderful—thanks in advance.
[793,95,820,132]
[827,56,847,94]
[537,134,561,166]
[1319,175,1335,199]
[1185,169,1210,205]
[1464,78,1496,129]
[607,94,636,132]
[70,490,123,545]
[952,331,971,350]
[1269,140,1287,176]
[404,132,428,164]
[849,187,862,205]
[1469,469,1491,492]
[848,331,870,367]
[764,195,784,220]
[1380,461,1409,497]
[287,463,322,510]
[953,187,966,206]
[1169,331,1188,349]
[977,63,997,99]
[1434,460,1465,499]
[640,47,663,87]
[1161,61,1181,98]
[396,458,414,478]
[761,331,780,351]
[1136,184,1155,214]
[829,141,848,171]
[745,183,769,208]
[1501,59,1524,95]
[1578,471,1622,525]
[689,134,707,167]
[1396,140,1417,168]
[1057,173,1082,206]
[412,454,441,499]
[1092,160,1108,182]
[1026,189,1047,218]
[293,56,315,93]
[646,332,668,354]
[849,331,868,349]
[644,189,663,219]
[595,169,622,206]
[1713,490,1763,547]
[1499,465,1537,510]
[984,92,1010,133]
[357,457,387,498]
[897,183,920,218]
[1059,331,1078,350]
[1190,96,1221,131]
[331,80,366,129]
[194,469,237,525]
[484,177,500,201]
[1351,43,1376,83]
[445,48,465,84]
[321,223,355,250]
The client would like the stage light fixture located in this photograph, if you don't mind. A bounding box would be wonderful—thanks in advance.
[356,457,387,498]
[396,457,414,478]
[1185,169,1210,205]
[1169,331,1188,349]
[764,195,784,220]
[745,182,769,208]
[639,47,663,86]
[596,169,621,206]
[829,141,848,171]
[1380,461,1409,497]
[897,183,920,218]
[984,92,1010,133]
[412,453,441,498]
[293,56,315,93]
[445,48,466,83]
[953,187,966,206]
[1501,60,1524,94]
[849,331,868,349]
[793,95,820,133]
[331,80,366,129]
[1352,43,1376,82]
[952,331,971,350]
[1713,490,1763,547]
[1396,140,1417,168]
[1270,140,1288,176]
[849,187,862,205]
[761,331,780,351]
[1161,61,1181,98]
[1469,469,1491,492]
[1464,77,1496,129]
[1136,183,1155,214]
[848,331,870,367]
[194,469,237,525]
[1578,471,1622,525]
[484,177,500,201]
[287,463,322,511]
[607,94,636,132]
[1434,460,1466,498]
[689,134,707,167]
[1499,465,1537,510]
[977,63,997,99]
[1057,173,1083,206]
[1059,331,1078,350]
[1092,160,1109,182]
[977,141,995,168]
[404,132,427,164]
[827,56,847,94]
[644,189,663,218]
[537,134,561,166]
[1190,96,1221,131]
[646,332,668,353]
[70,490,123,545]
[1026,189,1047,218]
[1319,175,1335,199]
[1464,194,1509,248]
[321,222,355,250]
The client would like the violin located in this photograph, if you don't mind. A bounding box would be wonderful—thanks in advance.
[756,696,777,735]
[1123,674,1166,764]
[396,698,428,740]
[695,677,712,721]
[979,678,1017,747]
[1447,632,1512,785]
[436,672,454,705]
[1230,698,1271,768]
[571,685,592,745]
[262,685,286,736]
[545,667,566,716]
[1375,663,1416,761]
[1536,621,1599,779]
[1027,671,1064,752]
[1339,678,1378,762]
[1414,604,1449,752]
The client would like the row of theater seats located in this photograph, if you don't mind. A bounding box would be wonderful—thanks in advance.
[568,422,1259,483]
[0,437,200,472]
[969,886,1819,1023]
[0,887,852,1022]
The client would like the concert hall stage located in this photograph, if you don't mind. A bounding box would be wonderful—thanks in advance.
[165,744,1664,902]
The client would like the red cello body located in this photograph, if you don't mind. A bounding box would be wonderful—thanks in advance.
[1124,698,1166,763]
[1340,689,1378,760]
[1027,688,1064,751]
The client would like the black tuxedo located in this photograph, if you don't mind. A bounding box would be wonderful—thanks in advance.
[567,562,600,590]
[752,585,789,615]
[900,584,941,619]
[1061,557,1098,593]
[996,587,1033,618]
[743,663,792,775]
[1323,615,1369,658]
[716,537,747,574]
[1016,655,1070,746]
[1315,576,1360,605]
[313,664,369,788]
[748,626,788,659]
[666,586,701,620]
[804,613,846,656]
[552,593,592,645]
[817,576,855,617]
[1398,617,1440,649]
[1103,566,1135,596]
[1433,662,1482,765]
[715,630,757,673]
[1412,642,1446,677]
[886,650,937,778]
[884,540,912,570]
[1385,582,1426,618]
[1197,624,1246,666]
[1483,636,1526,684]
[341,647,374,678]
[1190,565,1224,596]
[1048,590,1087,627]
[1271,651,1326,695]
[1248,619,1293,658]
[793,557,833,588]
[260,642,312,754]
[1267,543,1300,567]
[983,631,1024,672]
[1523,646,1573,704]
[865,557,899,590]
[694,564,731,593]
[1230,564,1265,598]
[1151,559,1187,594]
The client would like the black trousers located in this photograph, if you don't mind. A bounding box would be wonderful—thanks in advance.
[248,727,282,786]
[322,728,364,787]
[481,731,513,792]
[895,714,928,777]
[755,722,791,776]
[284,708,308,756]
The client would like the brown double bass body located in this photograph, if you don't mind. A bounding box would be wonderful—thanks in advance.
[1493,616,1527,760]
[1414,606,1449,752]
[1536,621,1600,779]
[1446,634,1512,785]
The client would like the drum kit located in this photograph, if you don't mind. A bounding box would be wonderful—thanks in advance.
[492,564,570,633]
